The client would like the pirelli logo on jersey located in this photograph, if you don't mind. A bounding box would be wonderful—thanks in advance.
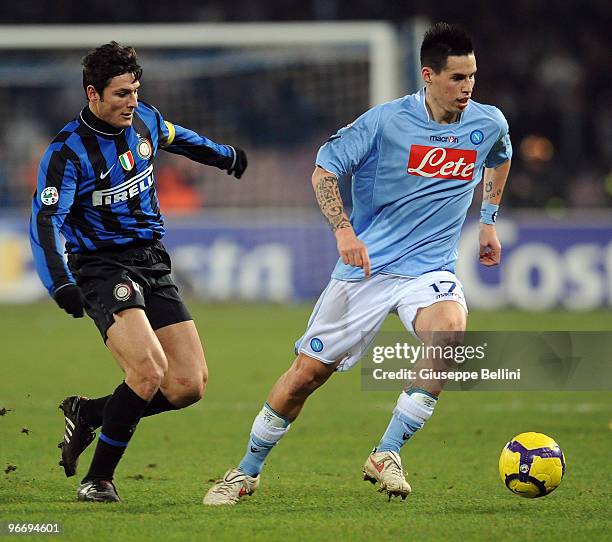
[407,145,477,181]
[92,164,154,206]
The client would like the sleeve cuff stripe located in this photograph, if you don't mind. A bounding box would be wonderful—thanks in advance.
[53,282,75,296]
[228,146,237,170]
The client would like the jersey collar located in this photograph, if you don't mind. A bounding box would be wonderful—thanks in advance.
[419,87,464,125]
[79,106,125,137]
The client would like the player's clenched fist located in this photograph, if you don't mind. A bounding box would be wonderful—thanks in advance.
[335,228,371,278]
[226,146,248,179]
[478,224,501,266]
[53,283,85,318]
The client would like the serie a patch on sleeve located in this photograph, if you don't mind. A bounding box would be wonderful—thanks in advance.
[41,186,59,205]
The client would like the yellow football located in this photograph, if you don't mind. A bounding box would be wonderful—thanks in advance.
[499,432,565,498]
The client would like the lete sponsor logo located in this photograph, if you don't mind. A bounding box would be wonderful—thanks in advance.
[407,145,477,180]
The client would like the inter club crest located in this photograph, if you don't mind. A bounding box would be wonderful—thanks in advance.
[136,138,152,160]
[113,282,132,301]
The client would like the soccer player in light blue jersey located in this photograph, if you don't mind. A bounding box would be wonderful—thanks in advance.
[205,22,512,504]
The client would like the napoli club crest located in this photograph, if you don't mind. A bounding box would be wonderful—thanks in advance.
[310,338,324,352]
[470,129,484,145]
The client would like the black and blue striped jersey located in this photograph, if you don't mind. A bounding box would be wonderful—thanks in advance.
[30,101,237,295]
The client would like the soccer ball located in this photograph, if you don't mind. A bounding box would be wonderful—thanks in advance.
[499,432,565,498]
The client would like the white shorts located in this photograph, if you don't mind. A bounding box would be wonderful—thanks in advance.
[294,271,468,372]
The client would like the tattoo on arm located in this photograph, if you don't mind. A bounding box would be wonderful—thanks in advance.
[314,175,351,232]
[485,187,503,202]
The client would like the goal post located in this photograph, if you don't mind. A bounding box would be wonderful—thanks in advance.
[0,22,400,106]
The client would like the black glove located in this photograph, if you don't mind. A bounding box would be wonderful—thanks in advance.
[226,146,248,179]
[53,284,85,318]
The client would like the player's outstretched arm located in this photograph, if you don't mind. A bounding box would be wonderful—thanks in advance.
[479,159,511,267]
[160,120,247,179]
[312,166,370,278]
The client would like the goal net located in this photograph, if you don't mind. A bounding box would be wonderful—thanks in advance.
[0,22,401,210]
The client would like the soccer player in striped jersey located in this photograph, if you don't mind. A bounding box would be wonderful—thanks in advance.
[204,22,512,505]
[30,42,247,502]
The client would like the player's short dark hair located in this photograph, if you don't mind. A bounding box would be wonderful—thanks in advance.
[420,22,474,73]
[82,41,142,98]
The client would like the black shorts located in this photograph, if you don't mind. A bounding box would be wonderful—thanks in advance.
[67,240,192,342]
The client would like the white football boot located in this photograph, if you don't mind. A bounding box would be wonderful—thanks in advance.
[203,468,260,505]
[363,450,412,501]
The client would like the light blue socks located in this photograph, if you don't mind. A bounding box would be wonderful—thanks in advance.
[376,388,437,453]
[238,403,290,477]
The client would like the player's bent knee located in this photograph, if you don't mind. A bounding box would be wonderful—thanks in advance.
[444,306,467,328]
[428,317,466,348]
[416,302,467,338]
[126,357,167,398]
[285,355,332,398]
[437,316,466,334]
[162,362,208,407]
[431,330,464,350]
[134,367,165,394]
[164,378,205,408]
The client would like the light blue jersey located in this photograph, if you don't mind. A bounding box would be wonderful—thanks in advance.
[316,88,512,280]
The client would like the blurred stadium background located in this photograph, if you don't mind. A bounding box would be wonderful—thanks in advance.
[0,0,610,310]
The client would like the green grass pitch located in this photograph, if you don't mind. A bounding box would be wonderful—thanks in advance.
[1,304,611,541]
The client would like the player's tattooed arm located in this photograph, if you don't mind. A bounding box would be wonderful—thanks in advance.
[480,160,511,267]
[311,166,371,277]
[313,169,351,233]
[483,160,511,204]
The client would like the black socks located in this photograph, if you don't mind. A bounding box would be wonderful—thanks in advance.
[80,396,109,429]
[81,389,179,429]
[142,390,179,417]
[83,382,149,482]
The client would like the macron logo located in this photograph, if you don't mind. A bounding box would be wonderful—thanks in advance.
[92,165,154,206]
[430,135,459,143]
